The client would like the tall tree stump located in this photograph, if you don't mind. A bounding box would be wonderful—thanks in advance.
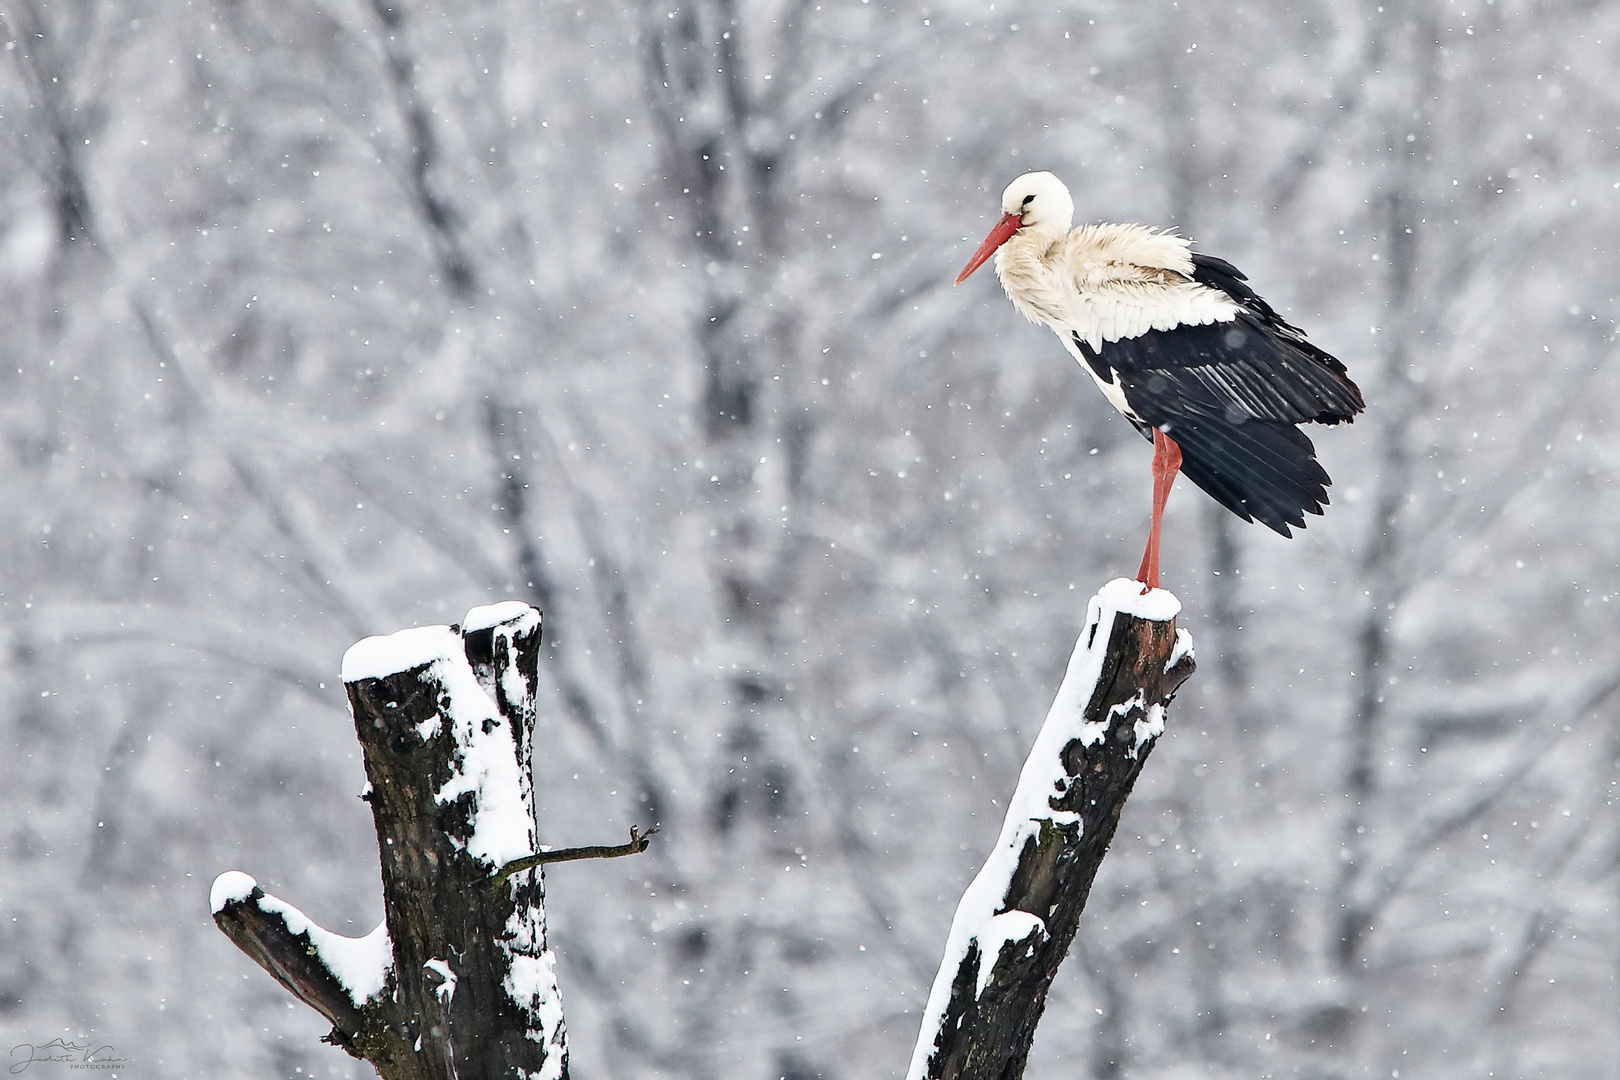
[906,579,1196,1080]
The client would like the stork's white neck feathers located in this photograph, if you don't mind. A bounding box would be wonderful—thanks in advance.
[986,174,1239,352]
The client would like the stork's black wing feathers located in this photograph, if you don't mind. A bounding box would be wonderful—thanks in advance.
[1186,251,1364,422]
[1087,256,1364,536]
[1190,252,1260,309]
[1103,317,1363,428]
[1157,411,1330,536]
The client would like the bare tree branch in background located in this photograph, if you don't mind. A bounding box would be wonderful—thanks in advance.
[1333,0,1446,978]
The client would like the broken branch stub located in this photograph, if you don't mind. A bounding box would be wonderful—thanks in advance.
[907,579,1196,1080]
[493,825,660,888]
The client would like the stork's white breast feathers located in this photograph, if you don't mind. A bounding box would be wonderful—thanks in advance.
[995,222,1241,352]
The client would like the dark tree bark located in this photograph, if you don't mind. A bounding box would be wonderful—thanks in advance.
[907,580,1196,1080]
[212,603,617,1080]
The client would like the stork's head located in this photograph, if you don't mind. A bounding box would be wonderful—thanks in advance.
[1000,171,1074,235]
[956,171,1075,284]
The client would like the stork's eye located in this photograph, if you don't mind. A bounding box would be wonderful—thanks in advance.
[1021,194,1035,206]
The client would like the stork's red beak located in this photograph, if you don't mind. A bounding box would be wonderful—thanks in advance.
[955,211,1024,284]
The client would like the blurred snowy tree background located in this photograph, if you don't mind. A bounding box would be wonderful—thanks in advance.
[3,1,1618,1077]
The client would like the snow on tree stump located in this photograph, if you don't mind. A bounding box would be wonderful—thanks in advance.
[212,602,572,1080]
[906,579,1196,1080]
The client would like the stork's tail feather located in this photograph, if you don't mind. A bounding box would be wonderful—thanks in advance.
[1165,415,1331,537]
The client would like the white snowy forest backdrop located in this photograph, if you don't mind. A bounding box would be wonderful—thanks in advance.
[3,1,1618,1077]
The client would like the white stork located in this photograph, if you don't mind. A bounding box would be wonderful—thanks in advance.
[956,171,1363,589]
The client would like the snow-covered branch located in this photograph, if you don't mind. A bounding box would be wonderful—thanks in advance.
[210,874,400,1060]
[906,579,1195,1080]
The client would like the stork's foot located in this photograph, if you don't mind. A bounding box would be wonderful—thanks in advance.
[1136,430,1183,592]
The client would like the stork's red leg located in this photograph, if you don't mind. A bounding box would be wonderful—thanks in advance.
[1136,429,1183,591]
